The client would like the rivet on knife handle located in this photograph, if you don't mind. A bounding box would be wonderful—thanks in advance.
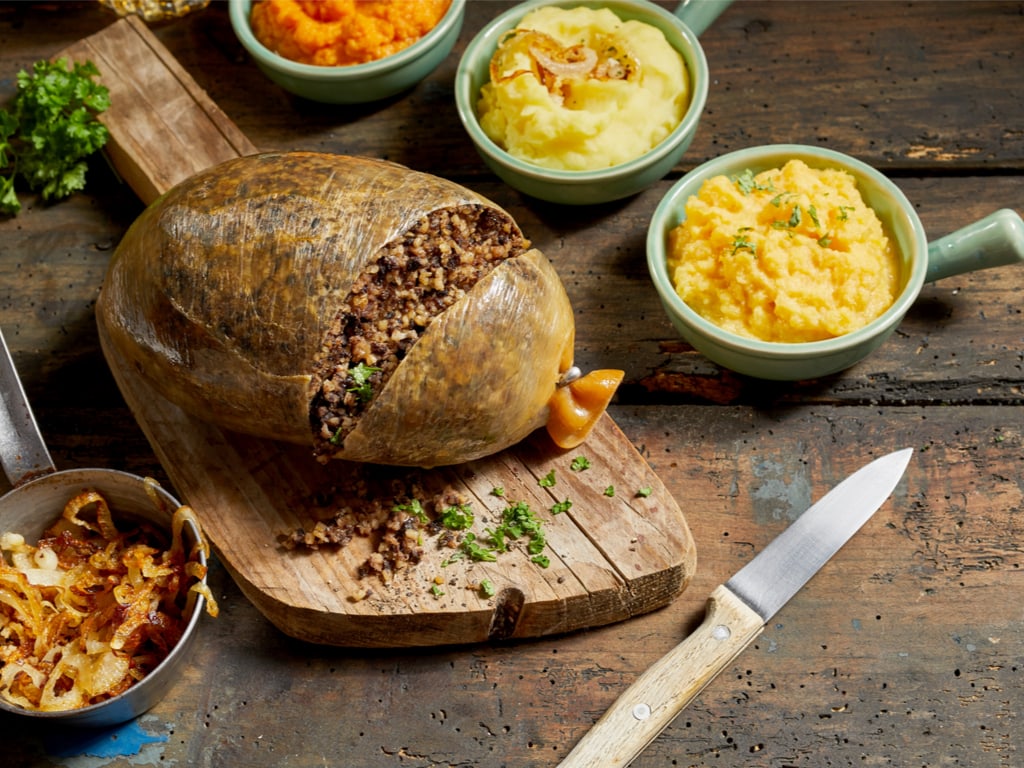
[556,585,762,768]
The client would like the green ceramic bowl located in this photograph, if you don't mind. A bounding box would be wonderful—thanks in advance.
[455,0,729,205]
[229,0,465,104]
[647,144,1024,380]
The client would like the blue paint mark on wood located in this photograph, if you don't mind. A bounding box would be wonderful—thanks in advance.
[45,719,168,758]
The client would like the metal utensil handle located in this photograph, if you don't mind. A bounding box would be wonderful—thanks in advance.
[0,327,55,486]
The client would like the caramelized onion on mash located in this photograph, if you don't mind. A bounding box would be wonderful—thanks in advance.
[478,6,688,171]
[0,489,217,712]
[667,160,900,343]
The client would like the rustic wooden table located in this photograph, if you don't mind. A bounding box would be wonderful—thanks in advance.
[1,1,1021,766]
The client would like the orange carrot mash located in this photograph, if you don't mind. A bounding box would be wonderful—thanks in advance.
[250,0,451,67]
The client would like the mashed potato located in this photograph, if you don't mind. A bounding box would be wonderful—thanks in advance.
[667,159,899,343]
[477,6,688,171]
[250,0,450,67]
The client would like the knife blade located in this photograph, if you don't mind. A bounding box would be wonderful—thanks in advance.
[556,447,913,768]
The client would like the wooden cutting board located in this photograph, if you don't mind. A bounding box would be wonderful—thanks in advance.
[62,17,695,647]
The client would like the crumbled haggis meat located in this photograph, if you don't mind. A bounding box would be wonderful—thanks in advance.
[436,529,461,550]
[281,515,356,550]
[310,205,527,459]
[280,481,472,585]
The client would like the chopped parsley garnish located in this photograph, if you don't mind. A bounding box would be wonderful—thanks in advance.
[734,168,774,195]
[772,204,803,230]
[479,578,496,598]
[837,205,852,221]
[732,229,757,256]
[393,499,429,524]
[439,503,474,530]
[453,533,497,563]
[346,363,380,403]
[539,470,556,488]
[570,456,592,472]
[551,499,572,515]
[439,498,553,569]
[603,485,616,497]
[490,501,548,557]
[490,486,505,497]
[430,583,445,597]
[635,486,653,498]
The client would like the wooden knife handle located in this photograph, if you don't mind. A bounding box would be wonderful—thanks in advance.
[557,585,764,768]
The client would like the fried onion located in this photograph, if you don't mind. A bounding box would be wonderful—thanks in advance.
[0,489,218,712]
[489,28,640,103]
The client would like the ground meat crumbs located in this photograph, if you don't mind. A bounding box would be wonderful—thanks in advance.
[280,481,473,586]
[309,204,527,460]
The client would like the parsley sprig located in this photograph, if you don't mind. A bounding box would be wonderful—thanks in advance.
[0,58,110,216]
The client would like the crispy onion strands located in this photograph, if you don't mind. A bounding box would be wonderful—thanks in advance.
[0,489,218,712]
[489,29,640,97]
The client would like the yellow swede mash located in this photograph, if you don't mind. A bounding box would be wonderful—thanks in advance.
[477,6,688,171]
[667,160,899,343]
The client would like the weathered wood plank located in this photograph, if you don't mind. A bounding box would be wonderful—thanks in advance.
[0,1,1020,764]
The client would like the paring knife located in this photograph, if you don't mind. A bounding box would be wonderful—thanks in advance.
[556,447,914,768]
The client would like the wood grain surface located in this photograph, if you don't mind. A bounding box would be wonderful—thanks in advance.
[1,1,1021,766]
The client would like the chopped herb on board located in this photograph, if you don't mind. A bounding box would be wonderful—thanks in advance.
[490,501,549,565]
[393,498,429,524]
[570,455,592,472]
[0,58,110,215]
[635,486,653,498]
[603,485,616,497]
[539,469,556,488]
[451,533,497,563]
[439,503,474,530]
[551,499,572,515]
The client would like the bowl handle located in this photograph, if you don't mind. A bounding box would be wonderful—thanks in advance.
[673,0,732,37]
[925,208,1024,283]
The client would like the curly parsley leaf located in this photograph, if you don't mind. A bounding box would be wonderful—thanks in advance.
[0,58,110,216]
